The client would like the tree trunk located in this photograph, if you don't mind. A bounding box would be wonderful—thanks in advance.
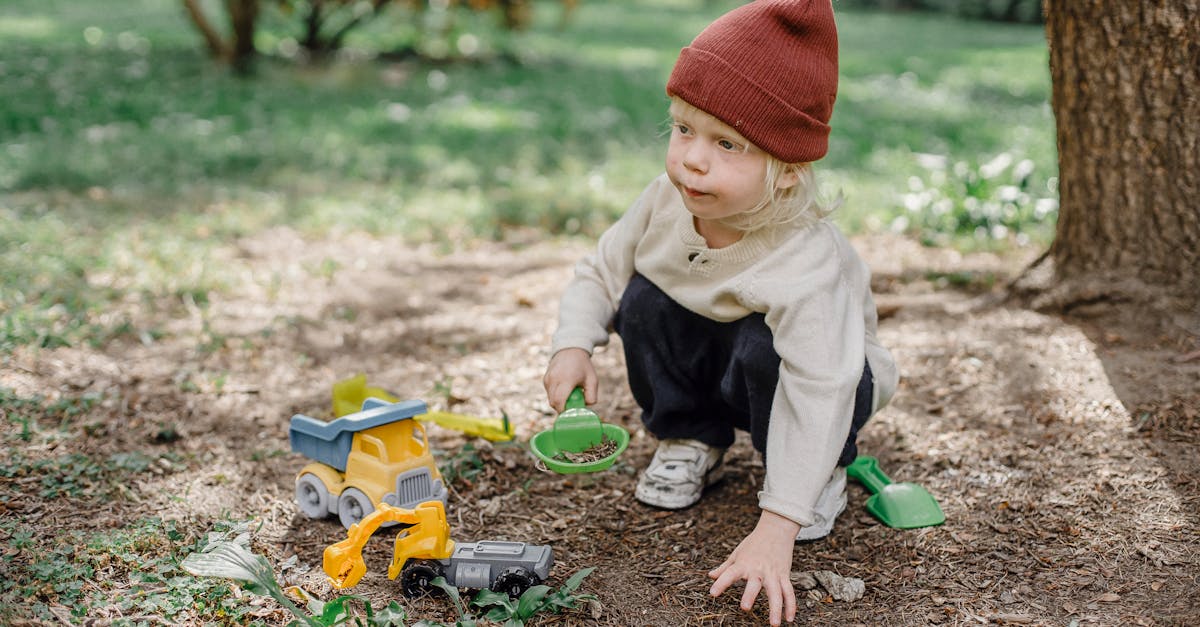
[1042,1,1200,302]
[182,0,231,59]
[227,0,260,71]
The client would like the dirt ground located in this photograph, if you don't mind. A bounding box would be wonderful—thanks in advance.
[2,229,1197,626]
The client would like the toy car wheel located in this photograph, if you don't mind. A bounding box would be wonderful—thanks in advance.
[400,559,445,598]
[295,473,330,519]
[336,487,374,529]
[493,566,538,598]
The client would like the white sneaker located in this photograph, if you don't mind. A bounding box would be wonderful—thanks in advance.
[796,467,847,541]
[634,439,725,509]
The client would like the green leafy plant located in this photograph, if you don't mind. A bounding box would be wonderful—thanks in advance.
[470,567,597,626]
[424,577,479,627]
[893,151,1058,249]
[437,442,485,486]
[184,530,433,627]
[0,517,255,623]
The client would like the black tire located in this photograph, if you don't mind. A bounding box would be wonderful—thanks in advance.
[492,566,538,598]
[400,559,445,598]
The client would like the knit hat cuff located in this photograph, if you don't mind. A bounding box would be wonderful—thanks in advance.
[667,46,831,164]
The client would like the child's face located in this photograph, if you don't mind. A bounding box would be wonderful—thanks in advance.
[665,101,770,226]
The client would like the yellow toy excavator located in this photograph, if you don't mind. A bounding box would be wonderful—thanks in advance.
[323,500,553,599]
[324,500,454,590]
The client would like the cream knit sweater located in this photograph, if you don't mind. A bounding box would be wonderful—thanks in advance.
[551,173,898,527]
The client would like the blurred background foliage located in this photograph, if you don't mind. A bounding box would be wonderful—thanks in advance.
[839,0,1043,23]
[0,0,1055,352]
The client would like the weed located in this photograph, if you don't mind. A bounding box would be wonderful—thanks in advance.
[0,407,164,499]
[893,152,1058,249]
[471,567,598,625]
[0,518,256,624]
[0,388,101,440]
[437,442,485,487]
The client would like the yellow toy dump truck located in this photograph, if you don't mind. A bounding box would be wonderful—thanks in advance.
[324,500,553,599]
[289,398,448,528]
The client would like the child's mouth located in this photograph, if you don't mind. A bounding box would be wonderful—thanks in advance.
[683,186,708,198]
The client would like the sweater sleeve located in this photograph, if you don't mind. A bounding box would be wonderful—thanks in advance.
[550,176,667,355]
[752,225,869,527]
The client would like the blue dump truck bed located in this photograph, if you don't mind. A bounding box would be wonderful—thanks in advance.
[289,398,428,471]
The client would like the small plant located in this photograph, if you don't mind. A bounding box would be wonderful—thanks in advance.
[437,442,486,487]
[182,525,338,627]
[0,517,254,623]
[1,388,100,437]
[470,567,598,626]
[893,151,1058,249]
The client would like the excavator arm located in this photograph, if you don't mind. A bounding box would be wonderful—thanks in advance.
[323,500,454,589]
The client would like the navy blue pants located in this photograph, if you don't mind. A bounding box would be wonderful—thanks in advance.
[614,273,873,467]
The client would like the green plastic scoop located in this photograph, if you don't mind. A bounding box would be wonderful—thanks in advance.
[846,456,945,529]
[530,388,629,474]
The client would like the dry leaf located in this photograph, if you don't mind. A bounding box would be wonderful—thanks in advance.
[1094,592,1120,602]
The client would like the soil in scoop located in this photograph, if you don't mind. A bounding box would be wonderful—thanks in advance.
[553,436,617,464]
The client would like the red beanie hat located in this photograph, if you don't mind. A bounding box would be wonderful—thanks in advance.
[666,0,839,163]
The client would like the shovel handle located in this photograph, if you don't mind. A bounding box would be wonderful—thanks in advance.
[846,455,893,495]
[566,387,586,410]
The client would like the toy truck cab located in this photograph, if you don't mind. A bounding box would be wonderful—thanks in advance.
[290,398,448,528]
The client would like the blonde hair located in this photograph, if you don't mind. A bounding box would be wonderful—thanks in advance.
[667,97,840,234]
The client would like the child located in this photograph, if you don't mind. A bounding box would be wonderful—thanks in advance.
[543,1,898,624]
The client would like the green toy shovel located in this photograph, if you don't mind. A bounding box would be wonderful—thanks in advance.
[530,387,629,474]
[846,456,945,529]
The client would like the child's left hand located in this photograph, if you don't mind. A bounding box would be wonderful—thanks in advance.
[708,510,801,626]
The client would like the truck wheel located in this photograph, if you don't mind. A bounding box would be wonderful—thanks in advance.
[400,559,445,598]
[336,488,374,529]
[493,566,538,598]
[295,473,330,519]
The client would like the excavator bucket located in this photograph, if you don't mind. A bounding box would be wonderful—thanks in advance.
[324,543,368,589]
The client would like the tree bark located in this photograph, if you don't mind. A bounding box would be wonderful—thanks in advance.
[227,0,260,71]
[182,0,231,59]
[1042,1,1200,302]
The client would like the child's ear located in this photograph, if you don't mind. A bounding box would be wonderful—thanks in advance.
[775,167,801,190]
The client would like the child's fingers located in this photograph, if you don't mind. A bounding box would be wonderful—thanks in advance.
[583,369,599,404]
[763,578,784,626]
[739,576,762,612]
[783,578,797,623]
[550,382,574,411]
[707,565,739,597]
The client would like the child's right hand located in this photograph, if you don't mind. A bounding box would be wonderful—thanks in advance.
[543,348,598,412]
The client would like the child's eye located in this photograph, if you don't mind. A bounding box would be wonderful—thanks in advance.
[718,139,739,151]
[675,124,691,135]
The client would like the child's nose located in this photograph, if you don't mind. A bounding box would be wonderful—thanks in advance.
[682,143,708,173]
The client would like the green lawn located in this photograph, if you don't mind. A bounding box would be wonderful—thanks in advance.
[0,0,1056,352]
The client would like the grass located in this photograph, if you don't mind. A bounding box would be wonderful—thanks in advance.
[0,515,261,624]
[0,387,253,624]
[0,1,1054,347]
